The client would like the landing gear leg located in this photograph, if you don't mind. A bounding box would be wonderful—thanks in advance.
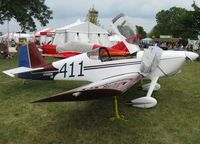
[130,77,159,108]
[110,96,127,121]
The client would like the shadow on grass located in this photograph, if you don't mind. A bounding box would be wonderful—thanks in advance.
[30,84,148,144]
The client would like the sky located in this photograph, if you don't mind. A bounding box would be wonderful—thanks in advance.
[0,0,200,34]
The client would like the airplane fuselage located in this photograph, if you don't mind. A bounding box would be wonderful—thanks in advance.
[30,50,188,82]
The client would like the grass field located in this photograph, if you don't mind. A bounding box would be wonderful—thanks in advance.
[0,54,200,144]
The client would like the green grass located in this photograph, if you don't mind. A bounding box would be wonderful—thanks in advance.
[0,54,200,144]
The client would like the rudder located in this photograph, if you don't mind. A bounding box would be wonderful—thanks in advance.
[18,42,46,79]
[19,42,46,68]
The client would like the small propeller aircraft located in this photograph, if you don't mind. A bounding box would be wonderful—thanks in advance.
[3,14,199,119]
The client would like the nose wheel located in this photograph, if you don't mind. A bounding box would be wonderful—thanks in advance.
[130,77,159,108]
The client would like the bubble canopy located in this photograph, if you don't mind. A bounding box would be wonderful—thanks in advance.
[111,13,140,54]
[112,13,135,39]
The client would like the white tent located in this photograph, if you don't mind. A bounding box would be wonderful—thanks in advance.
[0,33,31,43]
[53,20,111,47]
[34,28,55,45]
[34,28,54,37]
[108,34,121,45]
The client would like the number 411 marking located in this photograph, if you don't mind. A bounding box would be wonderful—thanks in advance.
[60,61,84,78]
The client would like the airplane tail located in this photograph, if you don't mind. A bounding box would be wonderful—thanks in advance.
[19,42,46,68]
[17,43,46,78]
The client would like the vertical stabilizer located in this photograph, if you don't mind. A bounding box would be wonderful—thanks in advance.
[18,43,46,78]
[29,43,46,68]
[19,43,46,68]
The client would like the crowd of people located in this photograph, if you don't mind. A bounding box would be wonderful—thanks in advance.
[0,39,12,59]
[140,39,200,52]
[157,42,184,50]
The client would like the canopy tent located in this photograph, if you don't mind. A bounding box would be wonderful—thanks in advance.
[53,20,111,47]
[34,28,55,45]
[0,33,31,43]
[153,37,180,43]
[34,28,54,37]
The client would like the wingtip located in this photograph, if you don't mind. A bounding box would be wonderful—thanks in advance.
[2,71,15,77]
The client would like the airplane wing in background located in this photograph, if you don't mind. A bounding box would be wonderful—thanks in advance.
[42,51,82,58]
[33,73,142,102]
[41,41,96,58]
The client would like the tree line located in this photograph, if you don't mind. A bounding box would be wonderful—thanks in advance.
[150,1,200,40]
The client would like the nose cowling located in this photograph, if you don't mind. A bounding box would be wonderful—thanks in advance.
[185,51,199,61]
[156,51,186,77]
[158,51,198,77]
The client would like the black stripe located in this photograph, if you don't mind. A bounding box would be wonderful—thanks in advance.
[84,61,141,70]
[32,70,59,74]
[102,72,139,80]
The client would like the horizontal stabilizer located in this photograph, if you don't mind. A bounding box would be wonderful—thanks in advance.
[3,67,44,77]
[33,89,122,103]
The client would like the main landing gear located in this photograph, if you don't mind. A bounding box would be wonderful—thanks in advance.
[110,96,127,121]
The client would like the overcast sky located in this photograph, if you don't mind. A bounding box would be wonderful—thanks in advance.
[0,0,199,34]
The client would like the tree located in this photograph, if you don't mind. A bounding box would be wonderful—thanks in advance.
[149,25,160,38]
[0,0,53,32]
[191,1,200,34]
[86,6,100,26]
[135,25,146,38]
[156,7,189,37]
[150,1,200,39]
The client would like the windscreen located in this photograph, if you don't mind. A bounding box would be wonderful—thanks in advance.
[112,13,135,39]
[111,13,140,54]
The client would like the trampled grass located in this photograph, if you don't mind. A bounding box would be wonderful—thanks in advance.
[0,54,200,144]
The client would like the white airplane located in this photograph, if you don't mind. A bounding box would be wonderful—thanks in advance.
[3,14,199,119]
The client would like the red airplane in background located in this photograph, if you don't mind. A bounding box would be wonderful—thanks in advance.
[41,13,142,59]
[41,34,141,59]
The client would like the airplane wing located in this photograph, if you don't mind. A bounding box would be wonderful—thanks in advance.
[42,51,81,58]
[33,73,142,102]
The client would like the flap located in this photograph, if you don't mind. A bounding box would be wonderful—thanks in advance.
[33,73,142,102]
